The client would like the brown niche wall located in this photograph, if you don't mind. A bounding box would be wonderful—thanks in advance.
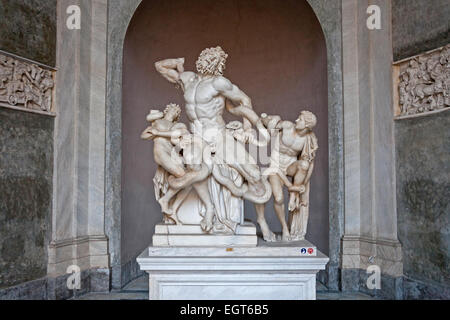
[122,0,329,264]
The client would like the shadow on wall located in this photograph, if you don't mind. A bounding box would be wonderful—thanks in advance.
[121,0,329,265]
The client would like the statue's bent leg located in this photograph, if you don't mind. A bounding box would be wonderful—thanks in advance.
[159,166,209,219]
[159,188,179,216]
[155,150,185,178]
[168,164,210,190]
[287,160,309,212]
[171,186,192,216]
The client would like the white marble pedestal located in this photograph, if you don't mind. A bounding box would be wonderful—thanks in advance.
[152,222,258,247]
[137,239,329,300]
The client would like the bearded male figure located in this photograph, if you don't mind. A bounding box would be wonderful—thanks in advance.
[155,47,268,233]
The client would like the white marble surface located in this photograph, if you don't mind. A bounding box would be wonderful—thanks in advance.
[152,222,258,247]
[137,240,328,300]
[147,239,319,257]
[154,222,256,235]
[152,234,258,247]
[149,273,317,300]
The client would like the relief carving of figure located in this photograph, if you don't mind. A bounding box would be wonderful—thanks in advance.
[0,53,54,112]
[398,44,449,116]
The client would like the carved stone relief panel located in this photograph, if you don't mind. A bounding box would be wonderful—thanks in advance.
[393,44,449,118]
[0,53,55,114]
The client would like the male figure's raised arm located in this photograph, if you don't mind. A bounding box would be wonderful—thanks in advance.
[154,58,187,84]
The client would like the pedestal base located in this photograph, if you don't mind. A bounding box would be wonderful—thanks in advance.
[152,222,257,247]
[137,239,329,300]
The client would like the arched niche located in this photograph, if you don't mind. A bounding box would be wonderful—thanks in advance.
[106,0,343,290]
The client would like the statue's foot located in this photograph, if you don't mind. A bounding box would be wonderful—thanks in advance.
[169,214,181,225]
[200,213,214,233]
[281,231,292,242]
[163,215,173,225]
[257,220,277,242]
[163,213,180,225]
[290,234,305,241]
[159,198,171,215]
[262,230,277,242]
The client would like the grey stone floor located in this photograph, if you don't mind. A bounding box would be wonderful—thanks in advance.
[75,275,375,300]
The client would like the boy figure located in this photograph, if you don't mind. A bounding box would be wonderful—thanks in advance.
[141,104,214,230]
[255,111,318,242]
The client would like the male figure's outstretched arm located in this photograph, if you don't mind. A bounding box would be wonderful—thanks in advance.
[215,76,258,128]
[276,120,295,130]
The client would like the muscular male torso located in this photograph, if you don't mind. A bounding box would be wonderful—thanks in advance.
[181,72,227,132]
[278,124,307,158]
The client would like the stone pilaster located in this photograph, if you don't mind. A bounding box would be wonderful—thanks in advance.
[49,0,109,283]
[341,0,403,298]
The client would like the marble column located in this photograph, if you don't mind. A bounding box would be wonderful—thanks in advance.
[341,0,403,298]
[48,0,109,282]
